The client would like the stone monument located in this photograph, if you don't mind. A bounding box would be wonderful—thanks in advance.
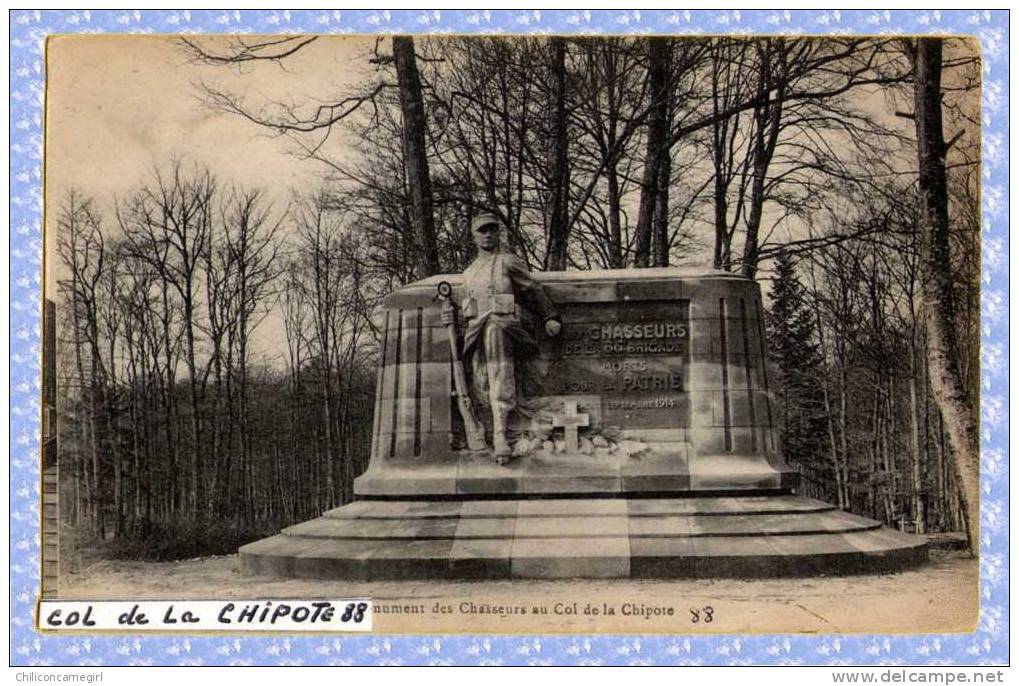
[241,240,927,579]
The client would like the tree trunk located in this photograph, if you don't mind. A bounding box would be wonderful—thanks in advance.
[546,37,571,271]
[88,352,104,536]
[183,297,203,519]
[67,277,97,532]
[634,38,671,267]
[710,50,732,271]
[393,36,441,278]
[909,338,925,533]
[741,43,784,279]
[711,145,731,270]
[107,336,123,537]
[211,346,226,515]
[838,365,850,509]
[238,301,252,518]
[879,386,894,523]
[886,376,899,526]
[935,405,948,530]
[604,58,624,269]
[912,37,980,553]
[869,389,880,518]
[606,164,624,268]
[157,283,179,516]
[820,374,845,510]
[652,151,671,267]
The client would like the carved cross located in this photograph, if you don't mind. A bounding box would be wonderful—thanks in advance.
[552,400,590,453]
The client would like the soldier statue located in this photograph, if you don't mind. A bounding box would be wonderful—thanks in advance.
[441,213,562,461]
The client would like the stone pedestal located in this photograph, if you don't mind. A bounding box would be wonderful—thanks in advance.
[240,268,927,579]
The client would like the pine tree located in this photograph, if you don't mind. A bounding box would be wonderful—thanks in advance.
[766,251,828,492]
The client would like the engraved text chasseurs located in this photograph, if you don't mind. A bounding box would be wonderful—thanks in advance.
[560,320,688,357]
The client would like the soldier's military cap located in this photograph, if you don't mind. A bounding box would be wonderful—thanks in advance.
[471,213,502,232]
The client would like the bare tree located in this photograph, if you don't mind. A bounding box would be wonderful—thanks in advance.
[56,191,107,533]
[706,38,911,276]
[221,188,283,515]
[569,38,645,268]
[118,162,215,517]
[908,37,979,552]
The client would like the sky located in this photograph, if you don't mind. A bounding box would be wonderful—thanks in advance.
[45,35,377,364]
[44,34,371,294]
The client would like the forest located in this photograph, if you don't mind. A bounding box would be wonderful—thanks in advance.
[53,35,980,560]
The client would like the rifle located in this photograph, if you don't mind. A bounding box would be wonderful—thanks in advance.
[437,281,487,451]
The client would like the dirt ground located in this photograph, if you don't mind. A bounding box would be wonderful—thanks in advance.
[55,549,978,635]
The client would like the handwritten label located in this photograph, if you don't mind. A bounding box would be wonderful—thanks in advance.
[38,599,373,632]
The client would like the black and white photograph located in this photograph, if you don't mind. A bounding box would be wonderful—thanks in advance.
[43,32,981,634]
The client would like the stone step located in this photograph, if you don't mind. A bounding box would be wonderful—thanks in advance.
[630,528,928,578]
[324,495,834,520]
[354,452,799,498]
[286,509,876,540]
[240,525,927,580]
[240,495,927,580]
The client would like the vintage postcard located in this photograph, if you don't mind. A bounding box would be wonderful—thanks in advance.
[12,8,1008,668]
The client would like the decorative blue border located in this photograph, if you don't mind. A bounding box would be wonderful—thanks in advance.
[10,9,1008,666]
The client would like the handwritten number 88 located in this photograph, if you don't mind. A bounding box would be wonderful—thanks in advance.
[342,602,368,623]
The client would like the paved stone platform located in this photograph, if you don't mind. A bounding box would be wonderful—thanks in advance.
[353,450,798,497]
[239,495,928,580]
